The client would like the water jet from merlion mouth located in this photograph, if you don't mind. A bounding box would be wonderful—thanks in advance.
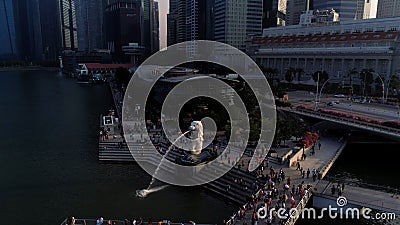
[136,121,204,198]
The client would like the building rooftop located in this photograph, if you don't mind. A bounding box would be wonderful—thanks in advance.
[253,31,400,46]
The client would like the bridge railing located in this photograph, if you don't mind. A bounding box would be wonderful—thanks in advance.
[294,108,400,135]
[284,187,313,225]
[60,218,210,225]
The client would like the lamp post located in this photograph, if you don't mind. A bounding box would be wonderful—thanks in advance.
[318,78,331,104]
[372,72,385,104]
[397,104,400,123]
[315,72,320,111]
[385,74,395,102]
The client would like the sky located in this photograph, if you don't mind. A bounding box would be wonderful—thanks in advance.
[158,0,168,49]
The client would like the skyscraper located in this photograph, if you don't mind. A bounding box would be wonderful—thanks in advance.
[314,0,376,21]
[75,0,105,51]
[286,0,312,25]
[39,0,62,61]
[139,0,159,55]
[215,0,262,50]
[177,0,187,43]
[167,0,178,46]
[186,0,214,41]
[59,0,79,50]
[0,0,60,61]
[377,0,400,18]
[104,0,142,61]
[262,0,286,28]
[167,0,214,46]
[152,1,160,52]
[0,0,17,58]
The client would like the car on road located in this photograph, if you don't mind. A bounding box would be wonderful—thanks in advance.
[327,101,340,106]
[333,94,346,98]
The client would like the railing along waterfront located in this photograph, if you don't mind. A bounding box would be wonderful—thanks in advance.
[293,108,400,135]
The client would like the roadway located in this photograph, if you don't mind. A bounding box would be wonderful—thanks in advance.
[288,91,400,122]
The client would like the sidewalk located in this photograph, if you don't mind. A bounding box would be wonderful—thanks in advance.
[230,135,346,225]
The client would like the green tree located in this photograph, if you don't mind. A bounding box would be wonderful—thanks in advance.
[114,67,132,88]
[285,67,295,84]
[348,68,358,92]
[389,76,400,98]
[359,69,374,96]
[312,71,329,83]
[292,119,307,141]
[296,68,304,83]
[274,118,292,146]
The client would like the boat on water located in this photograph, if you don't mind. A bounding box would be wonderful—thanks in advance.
[77,73,107,84]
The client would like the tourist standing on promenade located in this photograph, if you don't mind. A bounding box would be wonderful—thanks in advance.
[338,184,343,196]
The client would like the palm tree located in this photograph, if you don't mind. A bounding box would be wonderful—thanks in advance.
[359,69,374,97]
[348,68,358,94]
[285,67,296,84]
[312,71,329,84]
[296,68,305,83]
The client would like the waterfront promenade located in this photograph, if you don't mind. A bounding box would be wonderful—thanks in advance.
[227,136,347,225]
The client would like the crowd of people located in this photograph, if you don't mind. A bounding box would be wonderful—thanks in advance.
[65,216,191,225]
[223,168,313,225]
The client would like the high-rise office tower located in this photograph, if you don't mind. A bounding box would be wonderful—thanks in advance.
[167,0,214,46]
[215,0,262,50]
[262,0,286,28]
[357,0,378,19]
[1,0,60,61]
[377,0,400,18]
[176,0,187,43]
[286,0,312,25]
[314,0,376,21]
[39,0,62,61]
[167,0,178,46]
[0,0,17,58]
[152,1,160,52]
[140,0,159,55]
[59,0,79,50]
[104,0,142,61]
[75,0,105,51]
[186,0,214,41]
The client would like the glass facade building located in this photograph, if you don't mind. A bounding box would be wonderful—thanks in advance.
[215,0,262,50]
[314,0,370,21]
[0,0,17,57]
[59,0,79,50]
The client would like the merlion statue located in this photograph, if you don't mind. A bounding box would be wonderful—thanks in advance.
[188,121,204,155]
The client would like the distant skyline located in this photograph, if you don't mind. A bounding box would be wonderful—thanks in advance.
[158,0,168,49]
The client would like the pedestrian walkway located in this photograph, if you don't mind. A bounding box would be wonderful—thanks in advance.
[227,135,346,225]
